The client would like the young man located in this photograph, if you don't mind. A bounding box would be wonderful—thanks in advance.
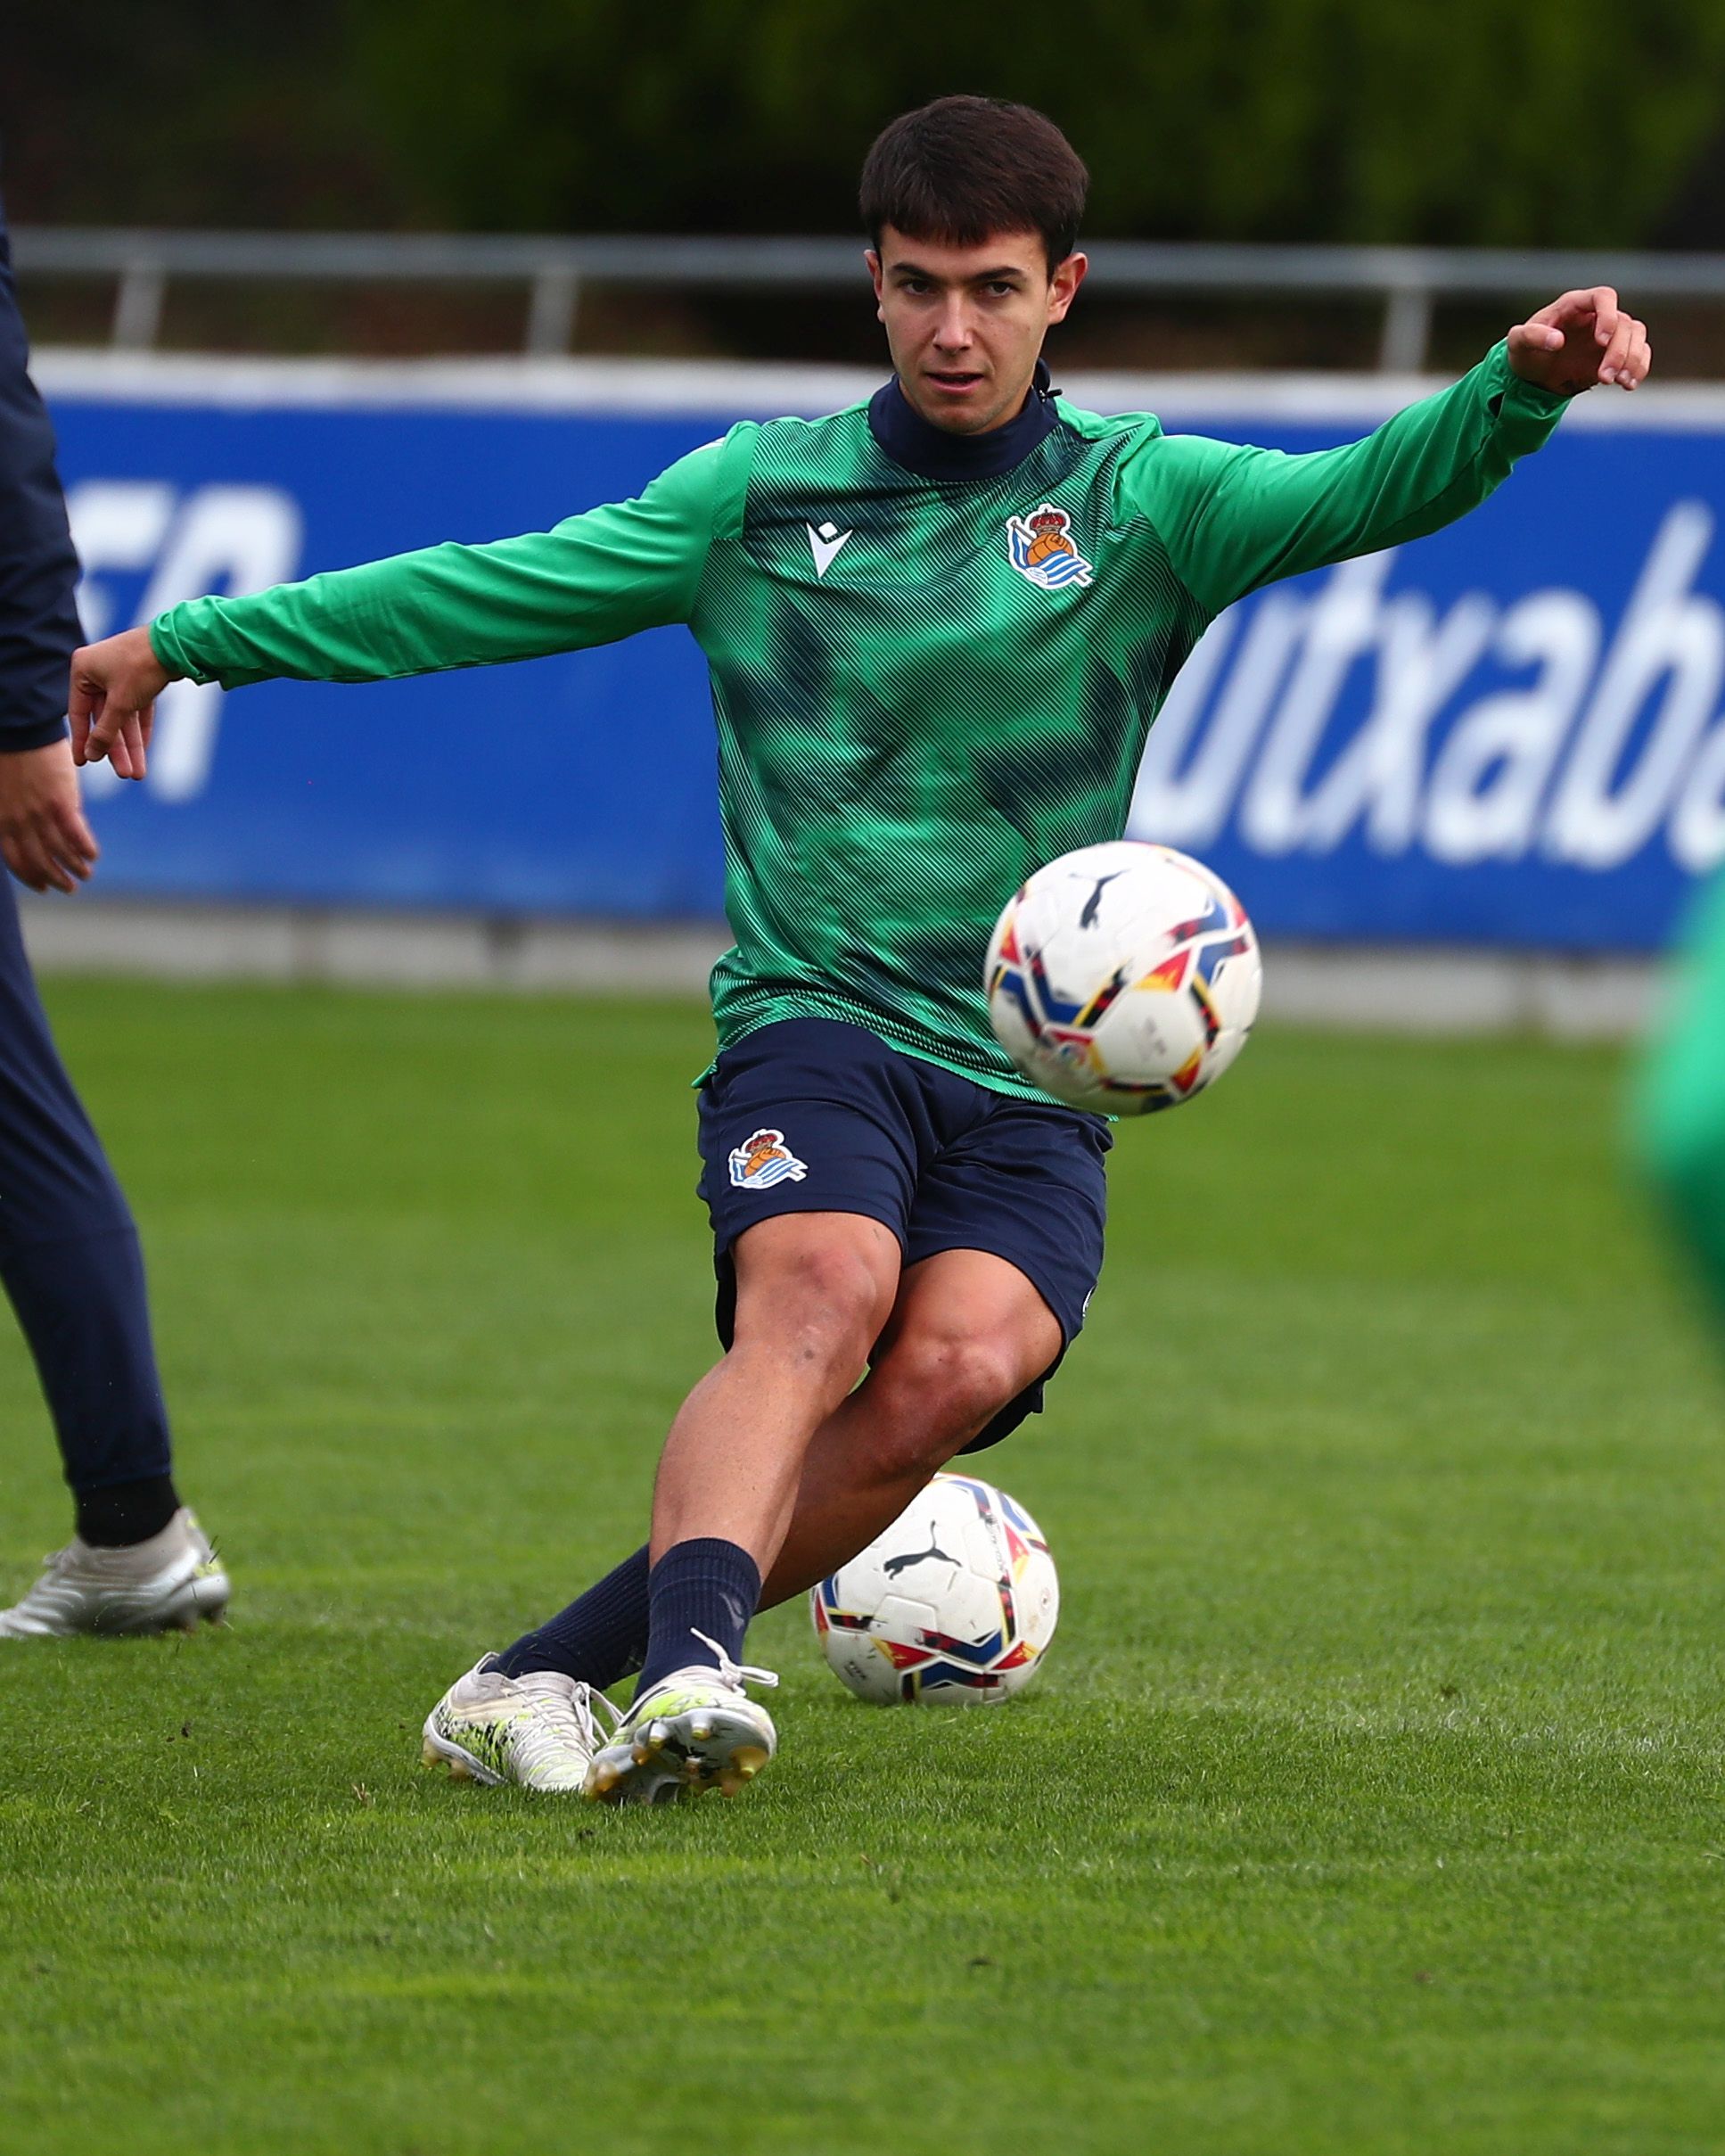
[68,97,1647,1796]
[0,193,228,1638]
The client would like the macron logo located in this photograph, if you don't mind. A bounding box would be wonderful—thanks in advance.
[807,520,853,579]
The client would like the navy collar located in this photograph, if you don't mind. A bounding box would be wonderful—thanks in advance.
[867,358,1060,480]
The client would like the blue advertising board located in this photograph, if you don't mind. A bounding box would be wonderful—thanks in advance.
[37,354,1725,950]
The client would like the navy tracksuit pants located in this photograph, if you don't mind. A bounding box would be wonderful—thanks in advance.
[0,191,173,1503]
[0,874,172,1493]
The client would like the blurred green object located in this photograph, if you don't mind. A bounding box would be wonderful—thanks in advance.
[1633,869,1725,1309]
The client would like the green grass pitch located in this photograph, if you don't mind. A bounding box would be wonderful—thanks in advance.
[3,980,1723,2155]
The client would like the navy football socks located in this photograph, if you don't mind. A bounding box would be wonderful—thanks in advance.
[492,1536,763,1698]
[494,1544,652,1688]
[634,1537,761,1698]
[75,1473,180,1548]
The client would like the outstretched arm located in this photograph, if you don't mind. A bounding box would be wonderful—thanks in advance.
[71,432,743,778]
[1131,288,1650,619]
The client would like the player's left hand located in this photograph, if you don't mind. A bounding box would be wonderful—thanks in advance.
[1507,287,1650,397]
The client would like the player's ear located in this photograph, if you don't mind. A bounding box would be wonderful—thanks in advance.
[1047,252,1088,325]
[865,249,889,325]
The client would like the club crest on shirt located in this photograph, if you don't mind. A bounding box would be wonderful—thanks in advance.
[728,1127,809,1189]
[1006,503,1093,591]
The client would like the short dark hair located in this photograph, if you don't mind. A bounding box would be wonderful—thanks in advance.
[859,95,1088,275]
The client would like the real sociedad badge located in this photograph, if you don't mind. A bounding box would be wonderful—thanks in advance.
[728,1127,809,1189]
[1006,503,1093,591]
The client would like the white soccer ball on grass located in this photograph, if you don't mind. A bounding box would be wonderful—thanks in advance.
[809,1471,1058,1705]
[985,839,1262,1115]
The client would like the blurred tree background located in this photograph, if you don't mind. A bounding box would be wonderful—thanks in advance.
[5,0,1724,364]
[346,0,1725,251]
[10,0,1725,244]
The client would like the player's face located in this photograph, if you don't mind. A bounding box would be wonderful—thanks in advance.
[867,226,1088,435]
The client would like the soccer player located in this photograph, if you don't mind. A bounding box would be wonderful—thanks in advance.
[66,97,1648,1794]
[0,193,228,1636]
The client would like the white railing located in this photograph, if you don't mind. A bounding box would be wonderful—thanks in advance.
[13,227,1720,371]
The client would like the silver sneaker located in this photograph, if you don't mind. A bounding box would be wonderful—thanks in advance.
[585,1629,779,1806]
[422,1660,618,1792]
[0,1508,230,1639]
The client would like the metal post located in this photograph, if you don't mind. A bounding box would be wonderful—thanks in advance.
[1378,284,1433,374]
[111,262,167,350]
[524,267,580,355]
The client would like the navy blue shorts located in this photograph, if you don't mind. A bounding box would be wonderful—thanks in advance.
[697,1018,1111,1451]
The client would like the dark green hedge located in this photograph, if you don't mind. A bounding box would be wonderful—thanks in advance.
[8,0,1725,247]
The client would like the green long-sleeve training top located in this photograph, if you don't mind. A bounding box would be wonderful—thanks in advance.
[152,342,1566,1097]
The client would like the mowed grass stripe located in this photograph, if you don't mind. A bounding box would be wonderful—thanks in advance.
[1,982,1721,2156]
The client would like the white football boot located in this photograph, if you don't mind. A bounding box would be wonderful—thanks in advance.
[584,1629,778,1805]
[422,1660,618,1793]
[0,1508,229,1639]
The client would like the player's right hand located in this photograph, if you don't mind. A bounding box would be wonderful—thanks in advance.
[70,626,174,781]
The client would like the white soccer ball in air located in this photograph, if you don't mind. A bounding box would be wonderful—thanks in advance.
[809,1472,1058,1705]
[985,839,1261,1115]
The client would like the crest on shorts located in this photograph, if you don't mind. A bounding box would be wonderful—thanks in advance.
[728,1127,809,1189]
[1006,503,1093,591]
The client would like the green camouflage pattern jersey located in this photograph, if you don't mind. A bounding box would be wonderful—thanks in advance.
[152,342,1565,1099]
